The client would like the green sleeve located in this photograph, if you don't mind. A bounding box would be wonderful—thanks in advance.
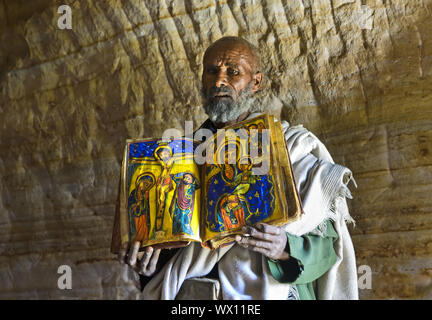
[268,220,338,285]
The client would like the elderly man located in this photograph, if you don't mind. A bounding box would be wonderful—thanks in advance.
[118,36,358,300]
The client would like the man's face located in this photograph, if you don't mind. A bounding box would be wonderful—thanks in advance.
[201,41,262,125]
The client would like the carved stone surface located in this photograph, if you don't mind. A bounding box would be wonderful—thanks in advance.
[0,0,431,299]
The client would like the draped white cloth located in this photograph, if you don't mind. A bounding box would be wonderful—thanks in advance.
[142,117,359,300]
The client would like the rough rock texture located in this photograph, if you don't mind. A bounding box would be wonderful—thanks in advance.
[0,0,431,299]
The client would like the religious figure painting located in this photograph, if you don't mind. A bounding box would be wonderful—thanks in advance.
[128,172,155,242]
[170,172,200,236]
[154,145,175,233]
[111,114,302,251]
[204,129,276,234]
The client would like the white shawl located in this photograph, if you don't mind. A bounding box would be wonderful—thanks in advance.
[142,119,359,300]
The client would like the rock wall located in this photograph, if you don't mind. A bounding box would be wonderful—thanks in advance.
[0,0,431,299]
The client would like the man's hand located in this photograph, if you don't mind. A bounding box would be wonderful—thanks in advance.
[235,223,290,261]
[118,241,161,277]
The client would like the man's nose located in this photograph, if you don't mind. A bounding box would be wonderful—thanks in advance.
[214,70,228,88]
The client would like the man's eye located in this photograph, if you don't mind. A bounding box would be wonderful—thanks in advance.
[228,69,239,76]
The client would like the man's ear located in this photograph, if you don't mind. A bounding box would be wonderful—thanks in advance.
[250,71,263,93]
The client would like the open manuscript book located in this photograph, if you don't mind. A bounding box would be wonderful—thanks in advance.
[111,114,302,252]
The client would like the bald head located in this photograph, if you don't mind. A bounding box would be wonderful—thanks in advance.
[201,37,263,126]
[203,36,261,74]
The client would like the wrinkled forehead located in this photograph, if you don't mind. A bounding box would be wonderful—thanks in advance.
[203,42,256,70]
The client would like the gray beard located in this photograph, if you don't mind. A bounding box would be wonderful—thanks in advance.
[202,83,257,125]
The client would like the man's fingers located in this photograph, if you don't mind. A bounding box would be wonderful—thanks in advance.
[127,241,140,266]
[137,251,145,261]
[139,246,153,271]
[147,249,161,272]
[256,223,280,235]
[243,226,273,241]
[250,245,272,257]
[236,224,288,260]
[138,248,161,276]
[118,248,127,264]
[118,242,129,264]
[236,237,276,259]
[151,248,161,262]
[237,235,272,250]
